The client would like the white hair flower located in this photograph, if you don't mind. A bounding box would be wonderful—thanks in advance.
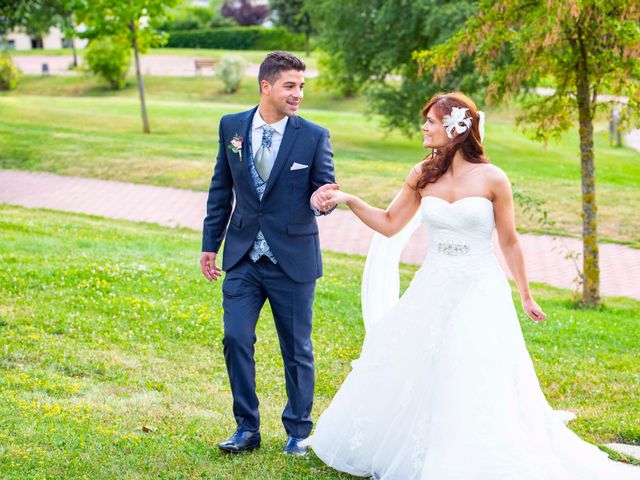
[442,107,472,139]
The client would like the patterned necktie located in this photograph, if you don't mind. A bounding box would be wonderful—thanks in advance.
[254,125,276,181]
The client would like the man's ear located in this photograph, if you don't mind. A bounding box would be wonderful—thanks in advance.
[260,79,271,96]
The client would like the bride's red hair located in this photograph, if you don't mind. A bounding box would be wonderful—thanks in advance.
[416,92,488,190]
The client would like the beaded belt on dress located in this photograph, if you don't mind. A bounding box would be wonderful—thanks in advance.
[437,240,470,256]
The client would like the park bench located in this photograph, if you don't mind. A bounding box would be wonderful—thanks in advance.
[194,58,217,75]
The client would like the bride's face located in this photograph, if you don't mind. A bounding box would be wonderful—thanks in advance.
[421,112,449,149]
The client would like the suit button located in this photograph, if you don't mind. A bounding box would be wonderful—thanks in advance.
[258,212,263,217]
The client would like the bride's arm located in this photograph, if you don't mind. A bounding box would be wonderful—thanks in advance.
[329,166,422,237]
[492,168,546,322]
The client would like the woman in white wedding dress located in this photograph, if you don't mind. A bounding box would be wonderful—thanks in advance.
[309,92,639,479]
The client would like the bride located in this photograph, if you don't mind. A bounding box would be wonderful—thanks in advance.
[309,92,639,479]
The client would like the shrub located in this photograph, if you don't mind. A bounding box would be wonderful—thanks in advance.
[166,26,305,51]
[84,37,131,90]
[217,55,248,93]
[160,5,236,31]
[0,54,20,90]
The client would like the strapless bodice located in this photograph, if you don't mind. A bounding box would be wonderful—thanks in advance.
[421,196,495,260]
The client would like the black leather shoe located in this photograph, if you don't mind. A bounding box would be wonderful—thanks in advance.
[283,436,308,456]
[218,430,261,454]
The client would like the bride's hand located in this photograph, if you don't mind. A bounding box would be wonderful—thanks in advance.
[522,297,546,323]
[326,190,352,208]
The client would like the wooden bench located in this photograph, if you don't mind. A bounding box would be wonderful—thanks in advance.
[194,58,218,75]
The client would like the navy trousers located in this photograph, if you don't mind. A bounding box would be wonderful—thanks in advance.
[221,256,316,438]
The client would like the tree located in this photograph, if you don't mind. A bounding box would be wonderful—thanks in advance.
[221,0,269,26]
[270,0,313,55]
[311,0,480,132]
[0,0,80,66]
[416,0,640,307]
[1,0,56,36]
[76,0,178,134]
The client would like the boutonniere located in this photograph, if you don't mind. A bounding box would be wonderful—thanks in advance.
[228,133,243,161]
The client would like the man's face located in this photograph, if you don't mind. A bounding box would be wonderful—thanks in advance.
[261,70,305,117]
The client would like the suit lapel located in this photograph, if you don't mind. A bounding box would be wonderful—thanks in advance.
[263,115,300,199]
[232,107,257,194]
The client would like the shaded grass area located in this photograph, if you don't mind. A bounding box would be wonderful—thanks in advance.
[8,74,364,112]
[2,84,639,245]
[0,205,638,478]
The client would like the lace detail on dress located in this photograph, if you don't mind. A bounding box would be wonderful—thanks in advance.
[410,416,430,477]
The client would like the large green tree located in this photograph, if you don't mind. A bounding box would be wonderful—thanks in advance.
[0,0,80,66]
[417,0,640,307]
[270,0,313,55]
[1,0,58,35]
[76,0,177,134]
[311,0,480,132]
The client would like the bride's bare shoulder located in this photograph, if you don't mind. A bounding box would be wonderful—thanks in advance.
[479,164,512,201]
[481,163,509,184]
[411,161,426,174]
[406,161,425,189]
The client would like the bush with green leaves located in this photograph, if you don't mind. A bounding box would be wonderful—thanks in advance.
[216,55,247,93]
[0,53,19,90]
[84,37,131,90]
[160,5,236,31]
[166,26,304,50]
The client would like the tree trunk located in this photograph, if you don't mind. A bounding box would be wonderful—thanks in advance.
[130,22,150,134]
[71,37,77,68]
[305,31,310,57]
[575,46,600,306]
[68,15,77,68]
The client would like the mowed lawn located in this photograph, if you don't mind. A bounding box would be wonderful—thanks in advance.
[0,205,638,479]
[2,74,640,246]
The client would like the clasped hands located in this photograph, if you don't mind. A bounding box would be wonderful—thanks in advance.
[311,184,350,212]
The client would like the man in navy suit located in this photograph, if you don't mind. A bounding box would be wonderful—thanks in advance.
[200,51,337,456]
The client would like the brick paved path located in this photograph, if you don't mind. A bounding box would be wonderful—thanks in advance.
[12,55,320,78]
[1,169,639,299]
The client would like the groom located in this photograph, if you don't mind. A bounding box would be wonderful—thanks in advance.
[200,51,337,456]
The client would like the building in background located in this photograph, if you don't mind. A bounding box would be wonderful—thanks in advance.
[3,26,87,51]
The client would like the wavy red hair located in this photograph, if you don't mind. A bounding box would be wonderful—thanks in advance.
[416,92,488,190]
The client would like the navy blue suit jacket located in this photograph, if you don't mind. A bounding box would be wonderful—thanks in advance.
[202,106,336,283]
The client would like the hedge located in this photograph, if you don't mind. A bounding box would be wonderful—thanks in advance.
[166,27,305,51]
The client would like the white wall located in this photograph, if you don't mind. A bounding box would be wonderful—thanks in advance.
[6,31,32,50]
[5,27,87,51]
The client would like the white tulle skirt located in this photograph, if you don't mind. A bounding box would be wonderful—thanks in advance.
[310,253,639,479]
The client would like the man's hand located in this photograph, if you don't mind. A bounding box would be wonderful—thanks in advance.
[201,252,222,281]
[311,183,340,212]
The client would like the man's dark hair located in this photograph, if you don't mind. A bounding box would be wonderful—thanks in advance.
[258,51,306,86]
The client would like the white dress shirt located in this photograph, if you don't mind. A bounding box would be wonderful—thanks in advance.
[251,111,288,158]
[250,110,328,217]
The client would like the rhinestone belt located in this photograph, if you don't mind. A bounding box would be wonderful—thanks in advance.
[437,240,470,256]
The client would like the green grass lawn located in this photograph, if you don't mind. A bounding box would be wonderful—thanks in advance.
[0,205,638,478]
[1,74,639,246]
[9,74,367,111]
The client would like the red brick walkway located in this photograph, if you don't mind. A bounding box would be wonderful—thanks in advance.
[1,169,639,299]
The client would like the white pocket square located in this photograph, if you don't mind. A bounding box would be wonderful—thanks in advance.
[290,162,309,171]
